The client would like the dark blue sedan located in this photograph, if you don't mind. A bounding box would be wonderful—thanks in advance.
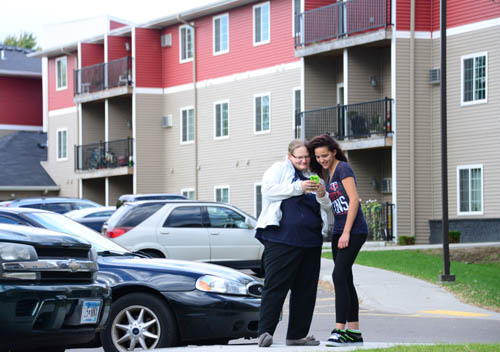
[0,208,262,352]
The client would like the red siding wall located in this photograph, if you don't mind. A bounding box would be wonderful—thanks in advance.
[110,21,127,31]
[160,0,299,88]
[81,43,104,68]
[0,76,42,126]
[135,28,162,88]
[108,36,131,61]
[48,55,77,111]
[305,0,336,12]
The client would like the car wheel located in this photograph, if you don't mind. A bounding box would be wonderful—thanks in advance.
[101,293,178,352]
[142,250,164,258]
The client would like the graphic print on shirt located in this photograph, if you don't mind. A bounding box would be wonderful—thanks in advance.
[328,181,349,215]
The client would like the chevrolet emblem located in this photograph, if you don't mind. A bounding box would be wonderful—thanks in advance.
[66,260,81,272]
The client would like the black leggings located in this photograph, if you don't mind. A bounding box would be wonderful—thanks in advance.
[331,233,367,324]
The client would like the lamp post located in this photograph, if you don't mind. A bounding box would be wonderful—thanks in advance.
[439,0,455,282]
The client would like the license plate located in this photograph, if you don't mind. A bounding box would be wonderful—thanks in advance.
[81,300,101,324]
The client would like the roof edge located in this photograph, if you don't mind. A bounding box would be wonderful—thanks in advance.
[0,186,61,191]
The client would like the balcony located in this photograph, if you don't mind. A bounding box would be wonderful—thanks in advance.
[74,57,133,103]
[75,138,134,178]
[296,98,393,150]
[295,0,392,56]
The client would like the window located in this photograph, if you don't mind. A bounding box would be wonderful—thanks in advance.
[0,216,21,225]
[254,93,270,133]
[215,186,230,203]
[254,2,270,45]
[179,25,194,62]
[293,88,301,137]
[180,107,194,143]
[214,101,229,139]
[181,188,196,200]
[57,128,68,160]
[56,56,67,90]
[213,13,229,55]
[163,206,203,228]
[462,52,487,105]
[207,206,249,229]
[293,0,301,37]
[254,183,262,218]
[457,165,483,215]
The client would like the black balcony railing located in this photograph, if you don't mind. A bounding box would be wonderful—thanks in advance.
[74,57,132,95]
[75,138,133,171]
[295,0,391,47]
[296,98,393,141]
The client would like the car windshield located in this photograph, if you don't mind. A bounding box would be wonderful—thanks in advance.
[25,212,129,253]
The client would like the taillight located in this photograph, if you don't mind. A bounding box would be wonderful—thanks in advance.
[106,227,132,238]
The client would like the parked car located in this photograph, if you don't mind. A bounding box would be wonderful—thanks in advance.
[0,208,262,351]
[116,193,187,208]
[65,206,116,232]
[1,197,102,214]
[0,224,111,352]
[103,200,264,273]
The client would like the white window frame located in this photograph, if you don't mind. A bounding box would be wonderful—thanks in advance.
[461,52,488,106]
[214,100,230,140]
[293,87,302,131]
[254,93,271,135]
[180,106,195,144]
[56,128,68,161]
[55,56,67,91]
[254,183,262,218]
[292,0,303,37]
[214,186,230,203]
[179,25,194,63]
[181,188,196,200]
[213,13,229,56]
[253,2,271,46]
[456,164,484,216]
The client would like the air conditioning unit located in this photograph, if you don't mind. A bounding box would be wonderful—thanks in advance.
[429,68,440,84]
[162,115,173,128]
[161,34,172,48]
[381,178,392,193]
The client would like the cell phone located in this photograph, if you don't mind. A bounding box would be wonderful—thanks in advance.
[310,175,319,183]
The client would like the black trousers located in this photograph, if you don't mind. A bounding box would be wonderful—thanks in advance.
[331,233,367,324]
[258,240,321,339]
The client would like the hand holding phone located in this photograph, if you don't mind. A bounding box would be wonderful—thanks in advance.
[310,175,319,184]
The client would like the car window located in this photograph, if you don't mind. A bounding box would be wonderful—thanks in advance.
[73,202,97,210]
[115,203,166,227]
[19,204,42,209]
[86,210,114,218]
[43,203,74,214]
[163,206,203,228]
[206,206,248,229]
[0,215,21,225]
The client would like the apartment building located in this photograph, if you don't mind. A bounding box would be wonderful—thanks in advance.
[33,0,500,243]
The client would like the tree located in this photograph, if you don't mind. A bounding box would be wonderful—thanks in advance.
[2,32,37,50]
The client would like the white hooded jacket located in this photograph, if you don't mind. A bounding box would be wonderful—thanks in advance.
[256,158,333,237]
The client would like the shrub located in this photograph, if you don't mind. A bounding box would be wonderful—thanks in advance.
[449,231,461,244]
[397,235,415,245]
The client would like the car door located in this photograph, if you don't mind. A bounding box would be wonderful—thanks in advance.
[205,206,262,264]
[156,205,210,261]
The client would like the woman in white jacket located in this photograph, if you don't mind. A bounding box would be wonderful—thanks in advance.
[255,140,332,348]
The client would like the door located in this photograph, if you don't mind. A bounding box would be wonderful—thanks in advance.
[156,205,210,261]
[205,206,262,266]
[337,83,346,138]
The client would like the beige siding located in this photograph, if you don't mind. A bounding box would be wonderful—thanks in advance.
[109,97,132,141]
[304,57,340,110]
[438,25,500,219]
[82,102,105,144]
[135,94,166,193]
[158,67,301,216]
[41,110,79,197]
[109,175,133,206]
[82,178,105,204]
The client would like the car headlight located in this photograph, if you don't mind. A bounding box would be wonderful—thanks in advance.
[0,243,38,261]
[195,275,248,296]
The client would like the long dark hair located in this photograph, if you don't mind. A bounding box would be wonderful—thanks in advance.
[308,134,348,176]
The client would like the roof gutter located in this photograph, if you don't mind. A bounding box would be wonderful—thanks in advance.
[0,186,61,191]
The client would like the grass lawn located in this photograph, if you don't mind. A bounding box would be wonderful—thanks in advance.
[356,344,500,352]
[322,249,500,311]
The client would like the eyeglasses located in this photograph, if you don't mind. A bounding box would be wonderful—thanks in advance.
[291,154,311,161]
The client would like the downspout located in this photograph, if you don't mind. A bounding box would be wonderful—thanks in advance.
[177,15,198,197]
[410,0,416,237]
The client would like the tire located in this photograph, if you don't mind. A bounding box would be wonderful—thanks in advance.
[101,293,178,352]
